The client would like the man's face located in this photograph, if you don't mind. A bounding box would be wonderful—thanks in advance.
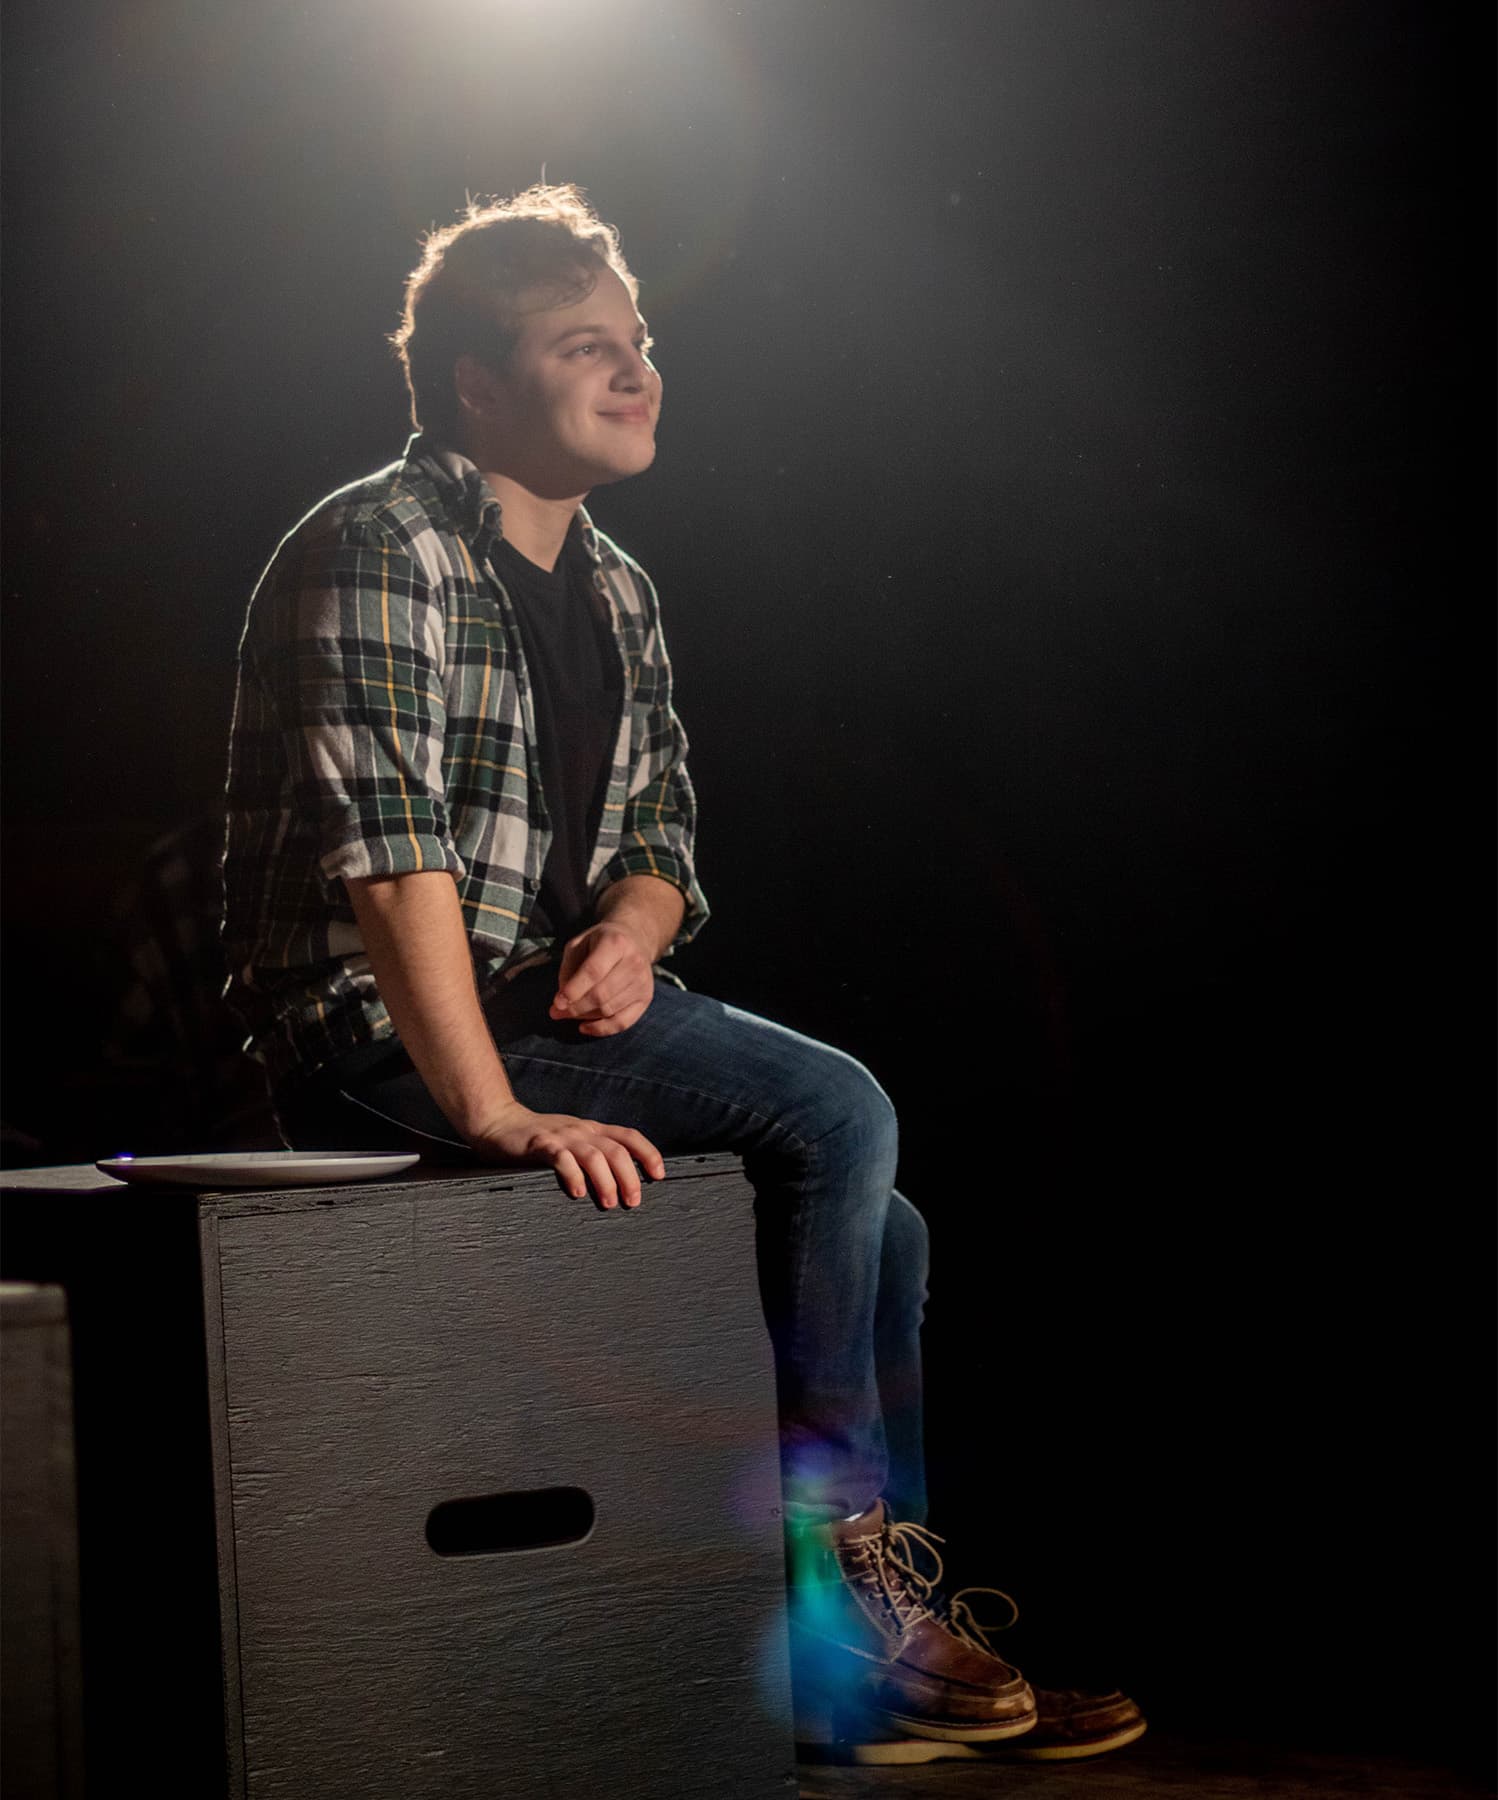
[461,264,661,498]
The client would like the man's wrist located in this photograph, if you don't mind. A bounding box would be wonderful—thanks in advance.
[461,1096,530,1146]
[593,912,660,963]
[592,874,686,962]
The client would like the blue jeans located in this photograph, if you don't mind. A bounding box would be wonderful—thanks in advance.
[278,969,930,1525]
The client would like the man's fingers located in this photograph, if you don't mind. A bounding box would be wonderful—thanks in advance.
[577,998,649,1038]
[571,979,647,1022]
[553,1149,588,1201]
[568,1132,655,1204]
[554,940,628,1012]
[556,981,646,1022]
[575,1143,626,1210]
[575,971,634,1014]
[603,1138,644,1207]
[551,949,600,1015]
[603,1124,666,1182]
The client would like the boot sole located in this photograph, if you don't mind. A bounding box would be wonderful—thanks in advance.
[797,1718,1148,1767]
[1006,1719,1149,1760]
[797,1736,988,1766]
[878,1708,1038,1743]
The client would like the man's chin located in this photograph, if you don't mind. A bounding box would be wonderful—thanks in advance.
[588,443,657,487]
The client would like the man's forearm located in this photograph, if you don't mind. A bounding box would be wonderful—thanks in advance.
[593,873,686,960]
[344,869,516,1140]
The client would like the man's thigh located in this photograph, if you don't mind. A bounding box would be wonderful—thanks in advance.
[496,978,888,1158]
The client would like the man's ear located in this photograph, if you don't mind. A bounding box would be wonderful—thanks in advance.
[454,353,506,423]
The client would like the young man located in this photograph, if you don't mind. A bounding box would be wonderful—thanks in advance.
[222,185,1142,1765]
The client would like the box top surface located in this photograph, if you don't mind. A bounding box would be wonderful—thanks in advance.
[0,1153,745,1211]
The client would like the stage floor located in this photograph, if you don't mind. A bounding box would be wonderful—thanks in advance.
[796,1732,1495,1800]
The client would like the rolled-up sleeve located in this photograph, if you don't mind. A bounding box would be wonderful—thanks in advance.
[605,756,709,950]
[251,516,465,888]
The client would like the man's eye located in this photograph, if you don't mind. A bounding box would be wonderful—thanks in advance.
[570,343,598,357]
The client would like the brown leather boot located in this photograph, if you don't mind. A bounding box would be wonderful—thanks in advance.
[787,1501,1037,1743]
[932,1577,1147,1758]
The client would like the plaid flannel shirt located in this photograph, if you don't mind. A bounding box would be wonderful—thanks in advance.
[223,435,707,1086]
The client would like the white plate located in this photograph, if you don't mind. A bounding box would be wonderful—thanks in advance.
[95,1151,421,1189]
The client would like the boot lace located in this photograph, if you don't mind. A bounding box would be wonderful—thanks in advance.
[842,1518,946,1632]
[869,1519,1022,1654]
[941,1584,1021,1655]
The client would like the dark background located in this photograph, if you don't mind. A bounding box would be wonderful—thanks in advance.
[3,0,1490,1773]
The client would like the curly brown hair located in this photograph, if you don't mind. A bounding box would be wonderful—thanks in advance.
[390,184,639,441]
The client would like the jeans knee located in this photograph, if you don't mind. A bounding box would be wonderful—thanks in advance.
[803,1051,899,1167]
[885,1190,930,1290]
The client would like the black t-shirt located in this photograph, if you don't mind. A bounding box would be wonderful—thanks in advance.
[492,533,623,943]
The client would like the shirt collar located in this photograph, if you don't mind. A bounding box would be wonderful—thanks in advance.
[402,432,605,569]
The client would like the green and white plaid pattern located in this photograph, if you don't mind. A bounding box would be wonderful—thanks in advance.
[223,435,707,1085]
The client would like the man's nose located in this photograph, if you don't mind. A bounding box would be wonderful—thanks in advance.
[612,347,653,390]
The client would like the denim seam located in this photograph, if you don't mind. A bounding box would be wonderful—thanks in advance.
[335,1086,469,1150]
[498,1051,814,1154]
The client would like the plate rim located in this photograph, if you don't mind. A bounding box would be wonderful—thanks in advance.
[94,1150,422,1187]
[96,1151,419,1170]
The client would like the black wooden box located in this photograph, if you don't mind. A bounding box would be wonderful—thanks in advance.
[2,1155,795,1799]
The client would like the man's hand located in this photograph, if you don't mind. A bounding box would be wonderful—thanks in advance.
[468,1100,664,1209]
[550,920,658,1037]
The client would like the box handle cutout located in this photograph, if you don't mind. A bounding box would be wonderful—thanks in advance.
[425,1486,595,1556]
